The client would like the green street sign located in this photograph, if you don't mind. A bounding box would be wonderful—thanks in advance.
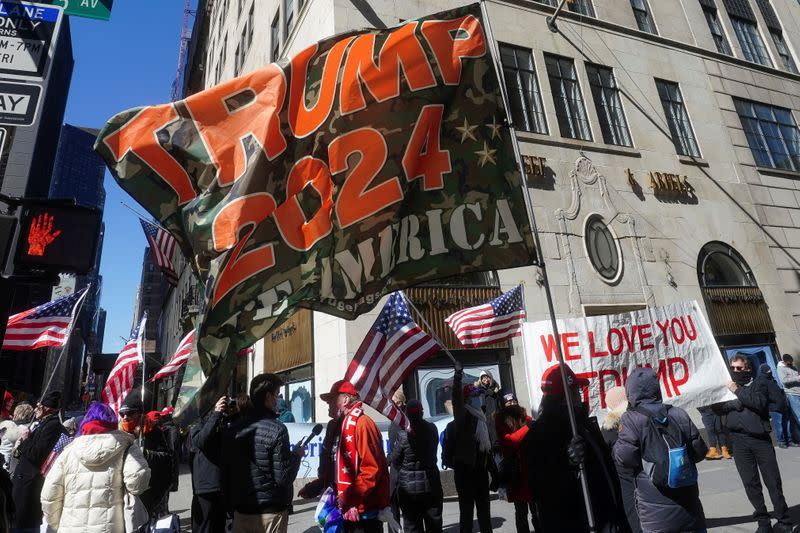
[46,0,113,21]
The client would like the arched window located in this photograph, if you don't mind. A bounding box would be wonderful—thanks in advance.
[697,242,756,288]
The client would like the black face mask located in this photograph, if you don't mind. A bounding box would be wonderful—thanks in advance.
[732,371,753,386]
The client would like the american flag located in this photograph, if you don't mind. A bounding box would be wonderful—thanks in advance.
[345,293,440,428]
[140,219,179,286]
[102,316,146,414]
[151,330,195,381]
[2,288,88,351]
[445,285,526,348]
[40,432,72,476]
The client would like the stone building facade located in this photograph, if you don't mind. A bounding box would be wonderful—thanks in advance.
[179,0,800,420]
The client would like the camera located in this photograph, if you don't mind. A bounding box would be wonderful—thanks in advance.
[225,398,237,410]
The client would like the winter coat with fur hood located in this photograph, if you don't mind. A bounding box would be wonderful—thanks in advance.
[40,430,151,533]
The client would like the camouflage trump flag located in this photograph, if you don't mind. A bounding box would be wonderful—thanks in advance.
[95,3,537,420]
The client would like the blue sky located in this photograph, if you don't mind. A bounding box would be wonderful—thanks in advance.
[62,2,190,353]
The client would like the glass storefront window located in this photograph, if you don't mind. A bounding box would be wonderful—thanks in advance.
[416,364,500,417]
[286,379,313,423]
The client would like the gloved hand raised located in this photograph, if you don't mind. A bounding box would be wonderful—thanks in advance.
[567,435,585,469]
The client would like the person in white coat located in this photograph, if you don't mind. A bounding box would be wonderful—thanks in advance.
[40,402,151,532]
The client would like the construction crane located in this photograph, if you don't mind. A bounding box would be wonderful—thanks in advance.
[171,0,193,102]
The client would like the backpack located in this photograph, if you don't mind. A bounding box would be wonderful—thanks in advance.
[441,420,456,469]
[634,406,697,489]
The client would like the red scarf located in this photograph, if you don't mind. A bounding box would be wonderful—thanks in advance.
[80,419,117,436]
[336,402,363,502]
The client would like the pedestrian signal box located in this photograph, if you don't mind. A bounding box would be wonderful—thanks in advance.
[15,203,101,274]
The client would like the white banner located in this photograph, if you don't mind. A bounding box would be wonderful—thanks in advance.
[286,416,452,478]
[522,300,735,417]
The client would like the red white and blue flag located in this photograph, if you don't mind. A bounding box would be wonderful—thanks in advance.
[345,292,440,428]
[445,285,526,348]
[140,219,179,286]
[40,432,73,476]
[152,330,195,381]
[2,288,88,351]
[102,316,146,414]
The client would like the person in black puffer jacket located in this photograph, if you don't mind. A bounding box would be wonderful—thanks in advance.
[714,355,794,533]
[389,399,443,533]
[223,373,305,531]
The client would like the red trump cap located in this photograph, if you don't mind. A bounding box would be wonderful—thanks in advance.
[320,379,359,402]
[541,364,589,395]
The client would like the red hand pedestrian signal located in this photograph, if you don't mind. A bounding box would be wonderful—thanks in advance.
[26,212,61,257]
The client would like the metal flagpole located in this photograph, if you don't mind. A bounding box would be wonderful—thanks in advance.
[479,1,596,529]
[120,201,171,232]
[517,282,535,411]
[139,312,148,447]
[400,292,459,365]
[546,0,572,32]
[41,285,92,397]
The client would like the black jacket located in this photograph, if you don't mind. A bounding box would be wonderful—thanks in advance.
[224,407,301,513]
[613,368,707,533]
[524,396,629,533]
[140,424,174,514]
[389,418,442,498]
[451,371,492,469]
[192,411,224,495]
[758,374,788,414]
[161,419,181,492]
[713,378,771,437]
[11,414,64,528]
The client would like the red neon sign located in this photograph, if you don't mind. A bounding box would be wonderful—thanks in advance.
[26,212,61,257]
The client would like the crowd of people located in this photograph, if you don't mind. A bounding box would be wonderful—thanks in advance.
[0,389,179,533]
[0,353,799,532]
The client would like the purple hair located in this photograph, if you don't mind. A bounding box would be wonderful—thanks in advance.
[77,402,118,436]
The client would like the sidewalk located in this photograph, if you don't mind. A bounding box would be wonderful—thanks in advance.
[170,445,800,532]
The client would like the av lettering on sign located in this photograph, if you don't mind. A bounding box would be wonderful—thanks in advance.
[0,1,63,79]
[0,81,40,126]
[96,4,537,422]
[45,0,112,21]
[522,300,735,417]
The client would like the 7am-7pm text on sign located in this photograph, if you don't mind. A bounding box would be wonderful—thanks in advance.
[0,1,63,81]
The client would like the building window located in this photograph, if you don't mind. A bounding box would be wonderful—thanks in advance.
[247,4,254,47]
[545,54,592,141]
[271,13,280,62]
[655,79,700,157]
[734,98,800,171]
[630,0,657,34]
[234,44,241,76]
[585,64,632,147]
[584,214,622,283]
[284,0,294,36]
[499,44,547,134]
[770,31,798,73]
[568,0,596,17]
[217,34,227,83]
[417,364,500,417]
[730,17,772,65]
[702,4,733,55]
[698,242,756,287]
